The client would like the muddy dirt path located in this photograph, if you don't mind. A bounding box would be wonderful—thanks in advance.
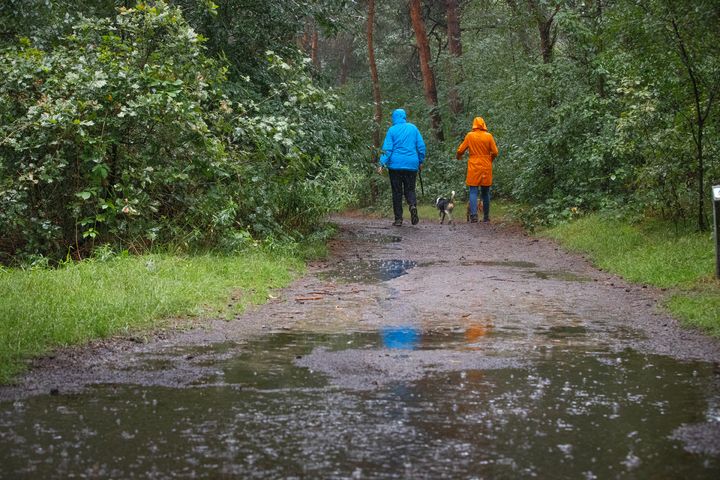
[2,214,720,478]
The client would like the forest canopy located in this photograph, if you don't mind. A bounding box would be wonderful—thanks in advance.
[1,0,718,262]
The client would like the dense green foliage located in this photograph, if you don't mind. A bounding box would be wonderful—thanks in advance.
[0,247,303,382]
[0,1,362,262]
[2,0,718,258]
[0,0,717,377]
[542,213,719,335]
[327,0,719,230]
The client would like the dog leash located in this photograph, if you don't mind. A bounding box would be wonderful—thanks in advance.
[418,169,424,196]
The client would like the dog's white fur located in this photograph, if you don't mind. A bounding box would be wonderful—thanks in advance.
[435,190,456,224]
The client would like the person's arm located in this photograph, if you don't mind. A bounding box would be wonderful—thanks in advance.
[416,129,426,167]
[489,135,498,162]
[379,128,394,168]
[456,136,469,160]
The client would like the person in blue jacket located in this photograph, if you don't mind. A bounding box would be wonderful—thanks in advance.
[377,108,426,226]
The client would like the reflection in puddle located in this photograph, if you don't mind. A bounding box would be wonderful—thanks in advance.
[381,326,420,349]
[416,260,592,283]
[318,259,417,283]
[1,330,719,478]
[461,260,538,268]
[531,270,592,282]
[543,325,588,337]
[465,322,492,343]
[346,231,402,244]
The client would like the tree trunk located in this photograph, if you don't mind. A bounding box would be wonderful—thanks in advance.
[595,0,606,98]
[410,0,444,141]
[696,124,705,231]
[367,0,382,151]
[505,0,534,57]
[446,0,463,115]
[338,35,352,86]
[299,20,311,52]
[527,0,560,64]
[669,14,714,231]
[311,27,320,71]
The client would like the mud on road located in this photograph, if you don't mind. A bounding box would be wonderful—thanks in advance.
[2,214,720,478]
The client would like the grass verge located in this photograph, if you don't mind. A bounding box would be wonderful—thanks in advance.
[540,214,720,336]
[0,249,308,384]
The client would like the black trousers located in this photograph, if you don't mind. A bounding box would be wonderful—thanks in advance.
[388,169,417,221]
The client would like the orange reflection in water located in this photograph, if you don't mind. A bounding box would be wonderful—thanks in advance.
[465,324,489,342]
[464,316,494,348]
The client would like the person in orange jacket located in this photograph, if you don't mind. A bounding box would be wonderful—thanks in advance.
[456,117,498,223]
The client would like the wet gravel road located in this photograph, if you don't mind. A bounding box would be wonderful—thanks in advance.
[1,214,720,478]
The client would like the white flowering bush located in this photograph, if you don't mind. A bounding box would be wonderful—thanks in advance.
[0,2,361,261]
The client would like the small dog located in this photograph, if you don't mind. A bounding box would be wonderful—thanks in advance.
[435,191,456,224]
[466,199,483,222]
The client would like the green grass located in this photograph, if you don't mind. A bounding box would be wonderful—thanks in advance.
[541,214,720,335]
[667,291,720,334]
[0,251,304,383]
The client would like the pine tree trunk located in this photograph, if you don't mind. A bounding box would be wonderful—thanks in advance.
[410,0,444,141]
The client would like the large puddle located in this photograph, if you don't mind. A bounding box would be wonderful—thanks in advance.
[1,329,719,478]
[318,259,417,283]
[317,258,592,285]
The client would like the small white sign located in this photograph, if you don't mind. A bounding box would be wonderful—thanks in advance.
[714,185,720,201]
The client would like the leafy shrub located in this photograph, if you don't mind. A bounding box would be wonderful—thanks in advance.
[0,2,361,262]
[0,3,232,258]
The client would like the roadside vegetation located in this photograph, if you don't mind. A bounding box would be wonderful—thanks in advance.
[0,240,327,383]
[542,214,720,336]
[1,0,718,379]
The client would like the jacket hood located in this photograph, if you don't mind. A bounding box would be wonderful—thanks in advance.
[472,117,487,131]
[392,109,407,125]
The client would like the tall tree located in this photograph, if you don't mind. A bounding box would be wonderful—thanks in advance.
[367,0,383,151]
[410,0,444,141]
[527,0,560,64]
[338,34,353,86]
[446,0,463,115]
[311,24,320,71]
[661,2,720,231]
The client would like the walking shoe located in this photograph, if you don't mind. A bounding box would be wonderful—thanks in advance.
[483,216,490,223]
[410,205,419,225]
[470,214,478,223]
[392,219,403,227]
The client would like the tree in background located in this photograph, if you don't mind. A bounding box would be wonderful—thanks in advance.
[367,0,383,153]
[446,0,463,115]
[608,0,720,230]
[409,0,444,141]
[2,0,719,257]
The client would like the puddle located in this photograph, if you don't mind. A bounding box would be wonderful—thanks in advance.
[345,231,402,243]
[461,260,538,268]
[381,326,420,349]
[531,270,592,282]
[1,330,719,478]
[429,260,590,282]
[541,325,588,338]
[318,259,416,283]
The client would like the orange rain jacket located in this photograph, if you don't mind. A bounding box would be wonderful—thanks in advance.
[456,117,498,187]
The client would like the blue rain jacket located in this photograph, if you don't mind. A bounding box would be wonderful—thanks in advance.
[379,109,426,171]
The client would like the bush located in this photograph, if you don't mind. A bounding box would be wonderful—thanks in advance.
[0,2,362,262]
